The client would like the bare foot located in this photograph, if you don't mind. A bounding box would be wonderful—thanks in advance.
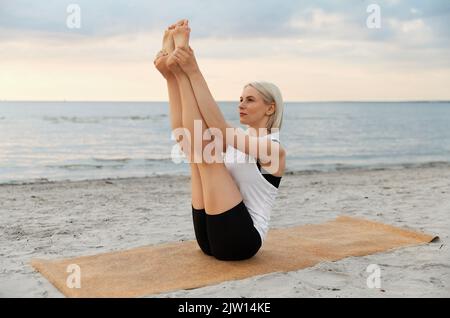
[154,52,172,79]
[162,29,175,55]
[169,19,187,29]
[164,19,187,54]
[172,20,190,49]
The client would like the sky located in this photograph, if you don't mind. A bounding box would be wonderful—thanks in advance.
[0,0,449,101]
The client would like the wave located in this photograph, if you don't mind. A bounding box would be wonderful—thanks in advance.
[284,160,450,175]
[0,178,54,186]
[92,157,176,163]
[45,157,176,171]
[144,157,175,162]
[42,115,167,124]
[20,159,450,175]
[93,158,132,163]
[3,160,449,185]
[48,164,109,170]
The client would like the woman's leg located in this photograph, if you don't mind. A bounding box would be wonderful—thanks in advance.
[168,22,243,215]
[168,63,261,260]
[168,59,243,215]
[155,41,212,254]
[167,22,261,260]
[158,61,211,255]
[166,74,205,210]
[169,21,243,215]
[154,29,205,211]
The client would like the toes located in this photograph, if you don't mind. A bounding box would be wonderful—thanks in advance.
[173,24,190,33]
[175,19,189,27]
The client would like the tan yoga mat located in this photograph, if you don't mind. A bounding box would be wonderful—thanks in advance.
[31,216,437,297]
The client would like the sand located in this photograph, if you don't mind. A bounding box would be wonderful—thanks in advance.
[0,165,449,297]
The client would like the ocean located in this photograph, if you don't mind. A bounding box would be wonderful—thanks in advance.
[1,101,449,184]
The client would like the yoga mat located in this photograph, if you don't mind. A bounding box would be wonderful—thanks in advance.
[31,216,437,297]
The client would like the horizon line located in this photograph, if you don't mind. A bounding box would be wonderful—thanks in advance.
[1,99,450,103]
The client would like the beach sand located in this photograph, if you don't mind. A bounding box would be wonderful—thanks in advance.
[0,165,449,298]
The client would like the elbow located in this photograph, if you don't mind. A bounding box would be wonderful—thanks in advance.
[271,145,286,164]
[280,147,286,158]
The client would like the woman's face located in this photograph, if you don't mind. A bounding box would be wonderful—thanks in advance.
[238,86,274,128]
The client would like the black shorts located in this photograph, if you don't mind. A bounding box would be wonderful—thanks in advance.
[192,200,262,261]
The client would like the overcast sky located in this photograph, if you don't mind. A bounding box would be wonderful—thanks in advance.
[1,0,449,101]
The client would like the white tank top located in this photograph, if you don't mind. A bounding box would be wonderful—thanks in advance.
[223,129,281,243]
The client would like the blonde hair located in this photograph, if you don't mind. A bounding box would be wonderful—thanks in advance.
[245,81,284,132]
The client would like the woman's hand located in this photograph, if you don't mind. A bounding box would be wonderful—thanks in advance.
[172,46,200,76]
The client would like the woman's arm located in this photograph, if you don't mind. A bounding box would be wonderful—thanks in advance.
[173,47,285,172]
[172,47,228,135]
[188,71,229,134]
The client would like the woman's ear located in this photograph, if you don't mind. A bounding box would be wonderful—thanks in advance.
[266,103,276,116]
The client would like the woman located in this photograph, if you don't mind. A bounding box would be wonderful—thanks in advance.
[154,19,286,261]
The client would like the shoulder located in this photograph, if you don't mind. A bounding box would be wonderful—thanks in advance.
[260,135,286,177]
[268,132,286,159]
[277,142,287,160]
[274,143,286,177]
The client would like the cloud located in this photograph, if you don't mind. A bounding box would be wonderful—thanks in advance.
[0,1,449,52]
[1,0,449,100]
[0,0,300,37]
[1,1,448,38]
